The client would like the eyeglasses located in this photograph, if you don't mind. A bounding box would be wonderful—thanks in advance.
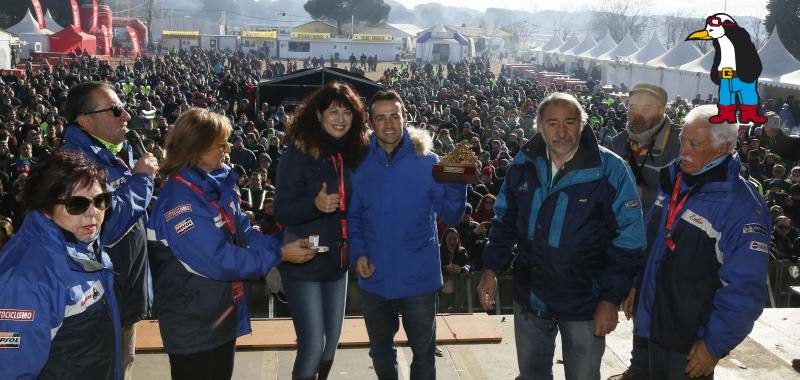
[56,193,112,215]
[706,16,737,27]
[82,104,126,118]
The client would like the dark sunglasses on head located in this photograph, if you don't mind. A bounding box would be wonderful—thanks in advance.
[57,193,113,215]
[82,104,126,118]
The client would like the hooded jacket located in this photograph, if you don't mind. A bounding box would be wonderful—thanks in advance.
[147,166,282,354]
[61,125,154,327]
[348,128,467,299]
[0,211,121,379]
[634,155,769,357]
[483,126,646,320]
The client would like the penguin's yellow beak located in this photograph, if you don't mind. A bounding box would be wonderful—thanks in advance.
[686,30,712,41]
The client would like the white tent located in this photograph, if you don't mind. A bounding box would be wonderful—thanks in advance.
[598,32,638,61]
[0,29,17,70]
[676,50,719,98]
[536,33,564,64]
[563,34,597,73]
[646,42,702,68]
[757,29,800,88]
[7,10,52,59]
[44,10,63,33]
[415,25,471,63]
[627,33,666,64]
[581,31,616,60]
[679,50,715,73]
[771,69,800,90]
[555,35,580,54]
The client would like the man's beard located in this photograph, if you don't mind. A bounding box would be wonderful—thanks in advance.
[626,115,664,144]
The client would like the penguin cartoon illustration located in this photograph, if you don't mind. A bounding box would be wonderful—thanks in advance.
[686,13,766,124]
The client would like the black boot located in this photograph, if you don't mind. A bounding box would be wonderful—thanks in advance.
[317,360,334,380]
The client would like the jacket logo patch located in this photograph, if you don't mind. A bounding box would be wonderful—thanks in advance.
[0,309,34,322]
[164,204,192,221]
[742,223,768,237]
[0,332,21,349]
[578,198,588,203]
[174,218,195,236]
[517,182,529,193]
[654,195,665,207]
[213,214,225,228]
[625,200,639,208]
[749,241,768,254]
[109,177,126,191]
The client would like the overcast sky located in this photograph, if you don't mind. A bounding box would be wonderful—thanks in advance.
[400,0,769,18]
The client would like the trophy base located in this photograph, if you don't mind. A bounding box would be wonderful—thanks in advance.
[433,165,479,184]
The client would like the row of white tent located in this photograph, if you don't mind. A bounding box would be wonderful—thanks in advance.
[5,10,66,60]
[535,28,800,100]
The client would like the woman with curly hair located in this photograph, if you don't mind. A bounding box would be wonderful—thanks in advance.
[274,81,370,380]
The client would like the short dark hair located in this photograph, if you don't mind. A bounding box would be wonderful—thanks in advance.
[64,81,115,121]
[368,90,405,115]
[23,150,107,214]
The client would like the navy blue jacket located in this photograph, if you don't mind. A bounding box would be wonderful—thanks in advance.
[147,166,282,354]
[634,155,770,357]
[61,125,154,327]
[348,128,467,299]
[0,211,121,379]
[484,126,646,320]
[274,144,350,282]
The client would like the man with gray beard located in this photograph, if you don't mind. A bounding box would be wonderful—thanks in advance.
[606,83,680,380]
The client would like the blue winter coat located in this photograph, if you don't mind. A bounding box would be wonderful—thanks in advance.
[483,126,646,320]
[348,128,467,300]
[0,211,121,379]
[147,166,282,354]
[634,155,770,357]
[61,125,154,327]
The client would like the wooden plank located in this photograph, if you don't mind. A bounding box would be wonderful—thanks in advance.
[441,314,502,343]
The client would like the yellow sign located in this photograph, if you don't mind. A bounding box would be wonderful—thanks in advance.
[291,32,330,40]
[353,34,393,42]
[161,30,199,39]
[242,30,277,39]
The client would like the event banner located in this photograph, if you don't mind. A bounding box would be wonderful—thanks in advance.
[127,26,140,56]
[30,0,45,30]
[70,0,81,28]
[90,0,98,32]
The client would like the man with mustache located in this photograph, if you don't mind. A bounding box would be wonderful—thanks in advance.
[606,83,681,380]
[634,105,770,379]
[478,93,645,380]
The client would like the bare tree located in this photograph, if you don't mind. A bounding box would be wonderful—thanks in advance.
[590,0,653,44]
[744,17,767,49]
[503,21,540,50]
[662,11,705,50]
[553,13,575,41]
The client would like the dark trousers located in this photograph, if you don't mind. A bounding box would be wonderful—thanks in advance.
[168,340,236,380]
[649,341,713,380]
[361,290,438,380]
[629,335,650,374]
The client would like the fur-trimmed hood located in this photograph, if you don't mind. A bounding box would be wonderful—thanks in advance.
[405,127,434,156]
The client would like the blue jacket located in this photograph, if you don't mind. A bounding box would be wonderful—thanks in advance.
[0,211,121,379]
[61,125,154,327]
[348,128,467,299]
[634,155,770,357]
[147,166,282,354]
[483,126,646,320]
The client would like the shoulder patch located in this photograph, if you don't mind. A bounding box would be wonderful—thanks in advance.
[164,204,192,221]
[654,194,665,208]
[0,332,21,349]
[0,309,34,322]
[625,200,640,209]
[742,223,769,237]
[749,241,768,254]
[174,218,195,236]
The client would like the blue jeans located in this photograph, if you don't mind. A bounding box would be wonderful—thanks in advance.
[514,302,605,380]
[649,340,713,380]
[283,274,348,378]
[361,290,437,380]
[718,77,759,106]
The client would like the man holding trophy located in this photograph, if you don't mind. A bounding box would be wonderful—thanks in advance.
[347,90,469,380]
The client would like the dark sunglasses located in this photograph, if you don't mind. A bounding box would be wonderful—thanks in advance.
[57,193,113,215]
[82,104,126,118]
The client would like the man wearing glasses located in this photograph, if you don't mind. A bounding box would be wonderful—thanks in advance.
[61,81,158,380]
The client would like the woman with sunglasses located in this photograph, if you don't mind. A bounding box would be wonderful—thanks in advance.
[0,150,122,379]
[147,107,317,380]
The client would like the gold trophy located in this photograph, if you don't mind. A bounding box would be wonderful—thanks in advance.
[433,141,479,184]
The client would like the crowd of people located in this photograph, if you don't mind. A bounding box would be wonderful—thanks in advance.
[0,44,797,379]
